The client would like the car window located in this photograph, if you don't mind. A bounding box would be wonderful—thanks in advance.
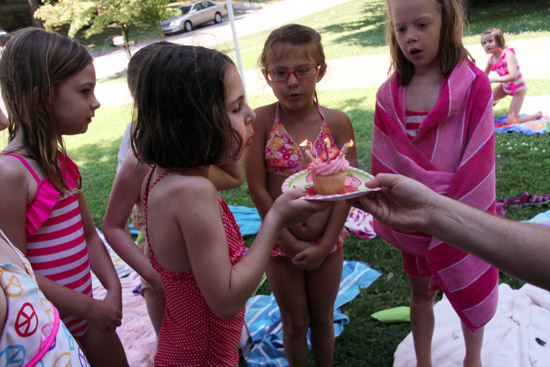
[201,1,214,8]
[179,5,191,14]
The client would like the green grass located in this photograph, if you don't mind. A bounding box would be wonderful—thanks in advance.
[1,0,549,365]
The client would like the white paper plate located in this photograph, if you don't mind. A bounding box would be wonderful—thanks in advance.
[282,167,379,201]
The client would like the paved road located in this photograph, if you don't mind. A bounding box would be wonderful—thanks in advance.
[93,0,550,107]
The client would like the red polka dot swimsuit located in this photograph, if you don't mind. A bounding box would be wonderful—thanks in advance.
[144,169,246,366]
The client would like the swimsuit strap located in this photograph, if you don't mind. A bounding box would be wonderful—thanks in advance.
[275,101,326,124]
[143,167,181,219]
[0,152,41,183]
[143,167,182,259]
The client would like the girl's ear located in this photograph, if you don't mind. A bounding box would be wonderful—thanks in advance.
[317,64,327,82]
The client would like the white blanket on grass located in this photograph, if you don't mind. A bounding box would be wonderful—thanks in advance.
[394,283,550,367]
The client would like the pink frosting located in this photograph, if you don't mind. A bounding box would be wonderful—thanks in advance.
[309,157,349,175]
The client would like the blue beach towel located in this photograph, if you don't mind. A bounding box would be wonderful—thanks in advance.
[523,209,550,226]
[245,260,382,367]
[228,205,262,236]
[494,114,549,135]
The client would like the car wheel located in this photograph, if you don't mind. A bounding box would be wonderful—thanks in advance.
[214,12,222,24]
[184,21,193,32]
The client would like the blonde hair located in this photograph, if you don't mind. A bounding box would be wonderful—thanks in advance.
[0,27,92,193]
[385,0,472,85]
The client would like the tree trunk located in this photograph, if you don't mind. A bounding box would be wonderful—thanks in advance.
[121,25,132,60]
[155,20,165,41]
[27,0,43,28]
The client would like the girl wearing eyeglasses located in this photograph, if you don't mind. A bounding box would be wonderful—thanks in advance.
[244,24,357,367]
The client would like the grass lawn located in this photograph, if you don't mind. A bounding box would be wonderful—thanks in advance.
[2,0,549,366]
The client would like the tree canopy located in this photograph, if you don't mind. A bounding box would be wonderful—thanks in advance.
[35,0,177,57]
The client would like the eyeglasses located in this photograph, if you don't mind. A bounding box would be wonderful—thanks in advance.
[264,65,319,82]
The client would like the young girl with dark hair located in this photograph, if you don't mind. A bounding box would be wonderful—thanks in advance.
[132,43,330,366]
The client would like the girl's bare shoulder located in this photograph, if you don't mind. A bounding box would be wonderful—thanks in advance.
[320,106,353,130]
[0,154,35,185]
[253,103,277,127]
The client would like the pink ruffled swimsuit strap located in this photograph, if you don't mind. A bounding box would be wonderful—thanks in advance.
[0,153,60,237]
[265,101,336,176]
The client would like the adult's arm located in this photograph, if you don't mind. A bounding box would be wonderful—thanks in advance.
[352,173,550,290]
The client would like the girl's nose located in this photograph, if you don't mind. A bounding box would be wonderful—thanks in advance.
[92,94,101,110]
[405,29,418,43]
[286,72,299,86]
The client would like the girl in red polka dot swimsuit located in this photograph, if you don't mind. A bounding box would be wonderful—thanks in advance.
[132,44,331,366]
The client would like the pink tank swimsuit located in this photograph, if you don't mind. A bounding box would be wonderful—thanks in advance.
[490,47,526,95]
[1,153,92,339]
[144,168,246,367]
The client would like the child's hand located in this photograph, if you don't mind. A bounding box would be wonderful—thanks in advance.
[292,245,328,271]
[271,188,333,228]
[86,298,123,332]
[285,239,310,258]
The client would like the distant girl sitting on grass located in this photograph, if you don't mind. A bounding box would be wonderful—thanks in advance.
[481,28,542,124]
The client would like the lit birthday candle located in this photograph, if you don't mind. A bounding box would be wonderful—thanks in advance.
[338,139,354,158]
[299,139,318,163]
[324,137,331,162]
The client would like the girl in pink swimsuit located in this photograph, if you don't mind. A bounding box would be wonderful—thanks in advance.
[0,28,127,366]
[481,28,542,125]
[244,24,358,366]
[131,44,330,366]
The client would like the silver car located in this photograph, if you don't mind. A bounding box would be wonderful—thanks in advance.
[161,1,228,34]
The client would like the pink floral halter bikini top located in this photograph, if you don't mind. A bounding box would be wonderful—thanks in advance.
[264,102,336,177]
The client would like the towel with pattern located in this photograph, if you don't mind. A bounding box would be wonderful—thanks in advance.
[372,59,499,331]
[494,114,548,135]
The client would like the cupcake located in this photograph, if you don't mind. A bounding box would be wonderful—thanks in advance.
[301,139,352,195]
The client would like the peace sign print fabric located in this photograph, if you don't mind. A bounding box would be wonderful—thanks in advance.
[0,244,90,366]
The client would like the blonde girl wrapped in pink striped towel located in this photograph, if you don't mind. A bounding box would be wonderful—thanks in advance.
[371,1,499,366]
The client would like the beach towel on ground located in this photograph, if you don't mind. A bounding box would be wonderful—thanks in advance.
[345,207,377,239]
[393,283,550,367]
[494,94,550,135]
[372,59,499,331]
[245,260,381,367]
[494,114,548,135]
[523,209,550,226]
[229,205,262,236]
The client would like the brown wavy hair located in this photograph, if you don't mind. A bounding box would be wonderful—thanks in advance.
[481,28,506,49]
[385,0,473,85]
[131,44,242,169]
[0,27,92,193]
